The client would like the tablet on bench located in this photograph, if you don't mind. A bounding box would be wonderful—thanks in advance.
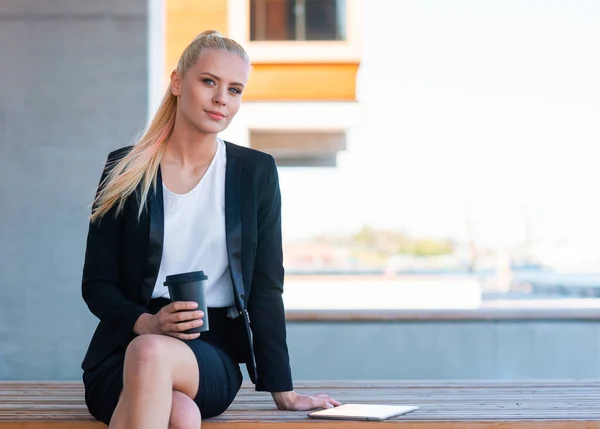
[308,404,419,421]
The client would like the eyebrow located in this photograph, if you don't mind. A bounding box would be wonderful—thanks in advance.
[200,72,245,88]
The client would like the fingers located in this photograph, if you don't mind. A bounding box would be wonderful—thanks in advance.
[316,394,341,407]
[166,318,203,333]
[316,399,334,409]
[161,318,202,340]
[168,310,204,324]
[330,398,342,407]
[171,331,201,341]
[156,302,204,335]
[166,301,199,313]
[284,393,341,411]
[314,394,341,409]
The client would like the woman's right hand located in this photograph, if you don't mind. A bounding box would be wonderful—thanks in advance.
[134,301,204,340]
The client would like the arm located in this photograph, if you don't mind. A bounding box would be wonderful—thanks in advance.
[247,156,293,393]
[81,152,148,349]
[247,156,341,411]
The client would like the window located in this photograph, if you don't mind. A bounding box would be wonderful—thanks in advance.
[250,0,346,41]
[227,0,361,62]
[250,130,346,167]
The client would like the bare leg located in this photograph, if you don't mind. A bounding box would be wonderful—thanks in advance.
[169,390,201,429]
[110,390,201,429]
[108,334,200,429]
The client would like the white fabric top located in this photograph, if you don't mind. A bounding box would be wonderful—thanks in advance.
[151,138,235,308]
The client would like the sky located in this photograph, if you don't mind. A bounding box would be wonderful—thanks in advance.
[277,0,600,251]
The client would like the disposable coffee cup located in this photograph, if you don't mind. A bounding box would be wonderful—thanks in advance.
[163,271,209,333]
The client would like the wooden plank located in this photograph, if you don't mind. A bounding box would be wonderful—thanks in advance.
[2,380,600,428]
[2,422,600,429]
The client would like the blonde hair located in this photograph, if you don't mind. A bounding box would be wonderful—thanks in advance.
[90,30,249,222]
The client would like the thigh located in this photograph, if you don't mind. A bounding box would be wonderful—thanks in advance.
[83,335,200,425]
[124,334,200,399]
[183,338,243,419]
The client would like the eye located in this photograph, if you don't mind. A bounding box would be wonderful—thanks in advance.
[203,78,215,86]
[229,87,242,95]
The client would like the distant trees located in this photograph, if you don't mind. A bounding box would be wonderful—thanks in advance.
[316,226,455,258]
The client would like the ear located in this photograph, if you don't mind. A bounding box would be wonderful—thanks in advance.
[170,70,182,96]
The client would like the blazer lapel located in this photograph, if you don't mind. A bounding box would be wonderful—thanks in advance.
[142,166,165,304]
[141,153,245,307]
[225,145,246,308]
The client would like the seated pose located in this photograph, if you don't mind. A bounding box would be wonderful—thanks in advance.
[81,30,340,428]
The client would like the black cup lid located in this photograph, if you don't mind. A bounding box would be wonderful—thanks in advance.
[164,271,208,286]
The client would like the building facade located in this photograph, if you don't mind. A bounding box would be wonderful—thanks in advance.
[155,0,362,168]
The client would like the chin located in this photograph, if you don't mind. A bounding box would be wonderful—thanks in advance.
[195,122,226,135]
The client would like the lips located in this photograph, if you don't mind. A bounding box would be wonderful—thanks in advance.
[205,110,226,120]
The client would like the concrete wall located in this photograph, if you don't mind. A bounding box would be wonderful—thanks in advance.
[286,320,600,381]
[0,0,147,379]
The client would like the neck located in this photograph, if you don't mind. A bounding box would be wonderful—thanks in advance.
[165,120,218,167]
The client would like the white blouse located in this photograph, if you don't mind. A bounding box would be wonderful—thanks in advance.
[151,138,235,308]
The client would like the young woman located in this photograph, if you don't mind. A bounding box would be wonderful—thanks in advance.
[81,30,340,428]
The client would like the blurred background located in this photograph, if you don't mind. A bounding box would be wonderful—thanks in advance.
[2,0,600,381]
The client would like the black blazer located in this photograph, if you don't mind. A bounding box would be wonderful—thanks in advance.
[81,141,293,393]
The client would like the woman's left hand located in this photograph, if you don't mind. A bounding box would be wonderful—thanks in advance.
[272,390,341,411]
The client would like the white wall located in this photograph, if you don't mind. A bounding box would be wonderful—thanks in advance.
[221,101,364,241]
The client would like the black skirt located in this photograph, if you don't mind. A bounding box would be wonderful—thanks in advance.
[83,299,244,425]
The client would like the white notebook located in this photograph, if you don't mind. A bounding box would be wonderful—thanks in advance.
[308,404,419,421]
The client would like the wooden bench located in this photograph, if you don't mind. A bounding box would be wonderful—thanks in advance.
[2,380,600,428]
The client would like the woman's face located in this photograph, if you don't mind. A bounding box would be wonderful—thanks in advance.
[171,48,250,135]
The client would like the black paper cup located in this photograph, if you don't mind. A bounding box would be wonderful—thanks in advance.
[163,271,209,333]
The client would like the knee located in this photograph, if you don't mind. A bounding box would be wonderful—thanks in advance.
[124,334,167,372]
[169,390,201,429]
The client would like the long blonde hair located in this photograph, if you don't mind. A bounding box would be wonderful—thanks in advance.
[90,30,249,222]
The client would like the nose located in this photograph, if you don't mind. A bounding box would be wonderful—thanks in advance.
[213,88,227,106]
